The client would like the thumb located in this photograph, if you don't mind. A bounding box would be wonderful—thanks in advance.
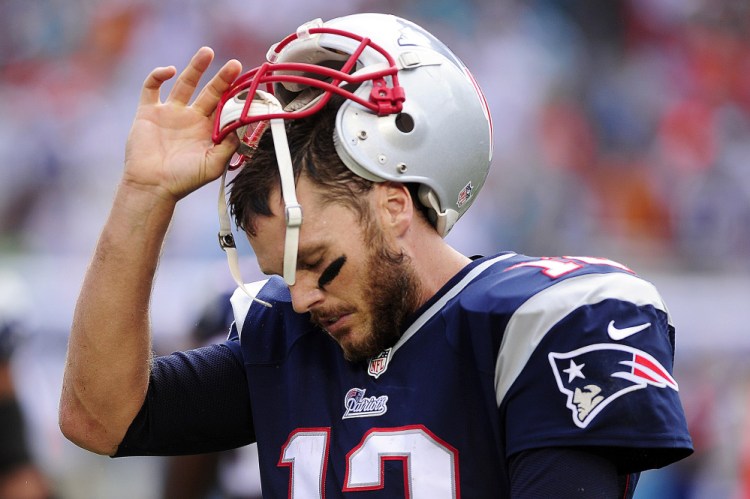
[206,134,240,178]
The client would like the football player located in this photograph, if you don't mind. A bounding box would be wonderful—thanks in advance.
[1,273,51,499]
[59,13,693,497]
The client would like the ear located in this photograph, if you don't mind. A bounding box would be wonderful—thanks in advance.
[375,182,414,237]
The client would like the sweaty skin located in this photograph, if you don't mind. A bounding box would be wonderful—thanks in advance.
[58,47,242,456]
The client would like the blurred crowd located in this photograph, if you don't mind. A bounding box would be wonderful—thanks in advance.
[1,0,749,497]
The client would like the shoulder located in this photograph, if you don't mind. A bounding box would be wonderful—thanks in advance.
[445,253,674,385]
[465,253,673,383]
[227,277,319,364]
[228,277,287,339]
[486,256,692,463]
[459,253,668,320]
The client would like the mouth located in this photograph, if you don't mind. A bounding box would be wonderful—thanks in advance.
[315,312,353,337]
[321,314,350,338]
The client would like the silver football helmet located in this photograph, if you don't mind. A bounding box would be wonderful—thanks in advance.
[214,13,493,290]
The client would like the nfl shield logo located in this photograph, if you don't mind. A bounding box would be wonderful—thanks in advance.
[368,349,392,378]
[456,181,473,208]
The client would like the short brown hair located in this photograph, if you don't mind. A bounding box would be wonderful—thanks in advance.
[228,97,374,236]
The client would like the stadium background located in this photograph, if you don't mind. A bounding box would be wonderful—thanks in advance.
[1,0,749,497]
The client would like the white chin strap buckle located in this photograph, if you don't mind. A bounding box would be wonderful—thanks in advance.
[282,202,303,285]
[217,91,303,306]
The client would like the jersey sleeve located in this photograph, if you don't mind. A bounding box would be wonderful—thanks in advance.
[114,339,255,457]
[509,447,639,499]
[496,270,693,472]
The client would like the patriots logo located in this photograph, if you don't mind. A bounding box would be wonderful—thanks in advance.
[342,388,388,419]
[549,344,678,428]
[395,23,431,48]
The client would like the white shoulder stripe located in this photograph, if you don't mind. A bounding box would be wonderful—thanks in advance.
[494,272,669,407]
[230,279,270,339]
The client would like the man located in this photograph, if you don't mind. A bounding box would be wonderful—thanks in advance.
[1,273,51,499]
[59,13,693,497]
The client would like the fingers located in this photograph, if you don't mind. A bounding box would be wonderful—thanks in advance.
[139,66,177,106]
[192,58,243,117]
[166,46,215,106]
[139,47,242,117]
[137,45,242,130]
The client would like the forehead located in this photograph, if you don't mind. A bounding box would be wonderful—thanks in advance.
[249,179,362,276]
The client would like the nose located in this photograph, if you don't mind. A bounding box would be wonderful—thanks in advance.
[288,277,325,314]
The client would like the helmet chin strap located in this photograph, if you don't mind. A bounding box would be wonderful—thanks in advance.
[217,171,272,307]
[218,92,303,307]
[270,115,302,286]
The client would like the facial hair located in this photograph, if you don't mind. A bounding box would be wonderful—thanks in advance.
[342,231,422,363]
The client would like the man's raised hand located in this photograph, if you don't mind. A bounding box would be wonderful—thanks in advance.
[124,47,242,202]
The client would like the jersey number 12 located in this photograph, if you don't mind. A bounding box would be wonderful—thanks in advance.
[279,425,459,498]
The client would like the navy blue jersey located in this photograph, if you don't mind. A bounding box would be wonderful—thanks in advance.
[117,252,692,497]
[218,252,692,497]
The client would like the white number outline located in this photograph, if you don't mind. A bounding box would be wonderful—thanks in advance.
[278,425,460,498]
[506,256,633,278]
[278,427,331,499]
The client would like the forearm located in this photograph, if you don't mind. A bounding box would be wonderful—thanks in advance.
[59,181,176,455]
[510,447,636,498]
[59,46,241,456]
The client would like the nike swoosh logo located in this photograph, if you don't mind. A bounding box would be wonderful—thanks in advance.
[607,320,651,341]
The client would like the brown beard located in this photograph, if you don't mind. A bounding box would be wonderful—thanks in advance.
[341,225,423,363]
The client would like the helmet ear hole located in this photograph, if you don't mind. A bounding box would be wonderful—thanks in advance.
[395,113,415,133]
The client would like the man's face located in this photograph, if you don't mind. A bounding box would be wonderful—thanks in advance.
[249,177,421,363]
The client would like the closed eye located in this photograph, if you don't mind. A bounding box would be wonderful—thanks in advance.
[317,255,347,289]
[299,258,323,272]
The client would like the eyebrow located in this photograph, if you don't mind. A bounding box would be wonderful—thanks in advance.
[318,255,347,289]
[297,243,326,263]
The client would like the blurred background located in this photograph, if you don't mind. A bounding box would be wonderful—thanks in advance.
[1,0,749,497]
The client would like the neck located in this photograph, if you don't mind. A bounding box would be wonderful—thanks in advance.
[410,232,471,307]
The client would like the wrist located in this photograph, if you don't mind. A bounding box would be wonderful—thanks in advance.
[118,174,180,205]
[101,180,177,251]
[113,180,177,221]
